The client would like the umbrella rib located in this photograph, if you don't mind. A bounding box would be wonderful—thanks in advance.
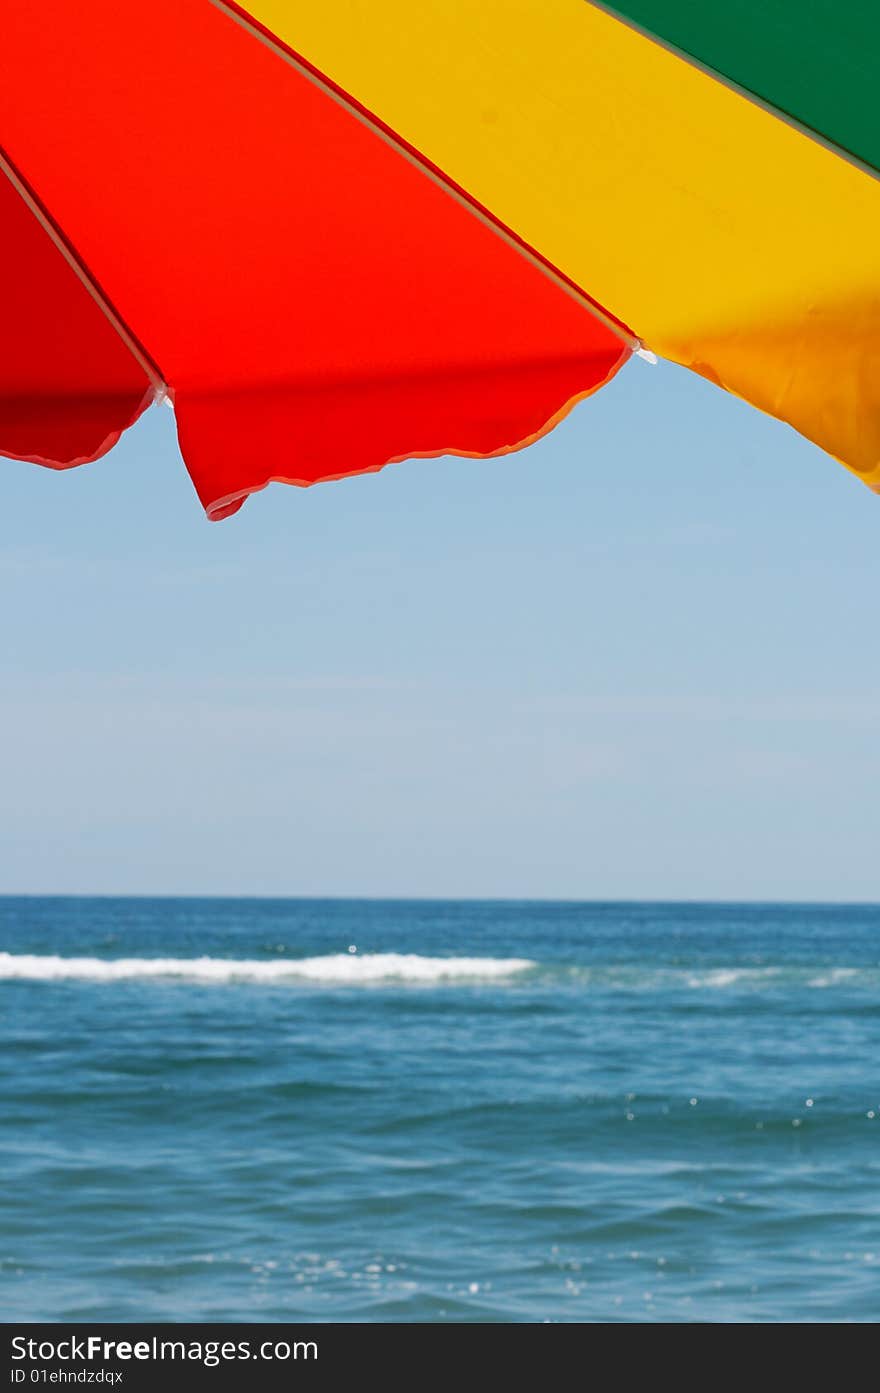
[0,145,168,399]
[210,0,639,353]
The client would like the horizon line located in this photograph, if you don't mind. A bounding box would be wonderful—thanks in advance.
[0,892,878,909]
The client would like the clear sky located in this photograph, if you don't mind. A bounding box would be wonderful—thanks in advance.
[2,357,878,900]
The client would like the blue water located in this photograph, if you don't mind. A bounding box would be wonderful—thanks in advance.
[2,897,879,1322]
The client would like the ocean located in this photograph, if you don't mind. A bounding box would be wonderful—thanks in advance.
[1,897,878,1323]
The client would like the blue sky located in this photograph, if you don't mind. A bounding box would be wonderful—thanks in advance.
[2,356,878,899]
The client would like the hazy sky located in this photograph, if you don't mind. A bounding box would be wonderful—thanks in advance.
[2,356,878,900]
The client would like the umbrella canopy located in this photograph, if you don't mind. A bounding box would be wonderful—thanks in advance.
[1,0,877,519]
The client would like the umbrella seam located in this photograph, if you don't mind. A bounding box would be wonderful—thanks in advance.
[0,145,168,401]
[585,0,879,185]
[210,0,640,353]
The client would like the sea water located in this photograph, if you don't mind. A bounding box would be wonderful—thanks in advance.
[1,897,879,1322]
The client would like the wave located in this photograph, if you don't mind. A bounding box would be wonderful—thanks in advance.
[561,965,878,991]
[685,967,781,989]
[806,968,859,988]
[0,951,534,986]
[0,953,875,991]
[602,965,879,992]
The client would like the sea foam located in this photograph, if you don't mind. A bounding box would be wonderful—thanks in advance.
[0,951,534,986]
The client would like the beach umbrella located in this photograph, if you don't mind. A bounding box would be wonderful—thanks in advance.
[1,1,877,520]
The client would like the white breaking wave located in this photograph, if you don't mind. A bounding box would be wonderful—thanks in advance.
[807,967,859,988]
[0,951,534,986]
[0,952,872,991]
[685,967,782,989]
